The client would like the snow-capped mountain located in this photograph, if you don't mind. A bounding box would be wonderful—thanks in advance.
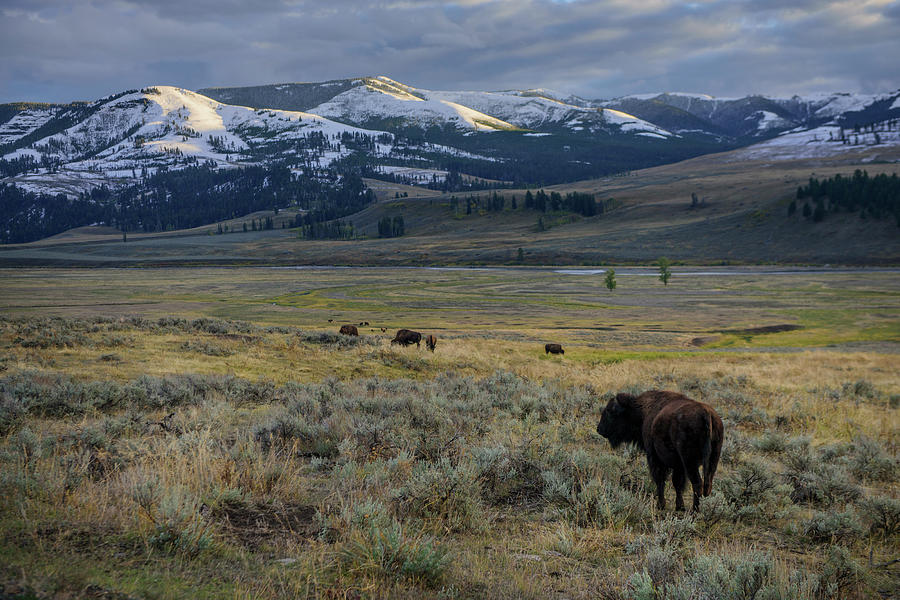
[599,90,900,139]
[0,85,506,195]
[2,77,899,199]
[203,76,672,137]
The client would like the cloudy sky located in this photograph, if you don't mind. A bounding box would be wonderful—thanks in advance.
[1,0,898,103]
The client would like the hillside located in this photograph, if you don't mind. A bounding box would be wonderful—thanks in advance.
[2,143,898,266]
[1,77,899,251]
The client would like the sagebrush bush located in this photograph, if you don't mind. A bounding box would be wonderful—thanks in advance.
[179,340,234,356]
[473,444,545,505]
[848,436,897,482]
[340,520,450,587]
[781,440,861,507]
[126,470,212,558]
[664,551,816,600]
[856,495,900,537]
[564,478,653,528]
[819,544,863,599]
[802,509,863,544]
[718,458,793,522]
[393,457,485,532]
[0,391,25,435]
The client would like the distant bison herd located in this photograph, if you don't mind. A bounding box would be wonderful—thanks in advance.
[334,321,724,510]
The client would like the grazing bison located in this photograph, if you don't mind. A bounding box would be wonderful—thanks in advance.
[425,334,437,352]
[597,390,723,511]
[391,329,422,348]
[339,324,359,336]
[545,343,564,355]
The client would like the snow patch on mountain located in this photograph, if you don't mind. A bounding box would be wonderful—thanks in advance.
[751,110,793,132]
[730,122,900,161]
[311,79,517,131]
[0,107,58,146]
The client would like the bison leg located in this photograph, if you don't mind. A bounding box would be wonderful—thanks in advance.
[703,442,721,497]
[672,467,687,512]
[648,456,669,510]
[686,464,704,511]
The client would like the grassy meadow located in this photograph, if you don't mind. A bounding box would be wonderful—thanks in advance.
[0,266,898,599]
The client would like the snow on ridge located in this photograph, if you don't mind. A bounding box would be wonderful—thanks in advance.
[0,107,58,146]
[310,83,517,131]
[730,121,900,161]
[750,110,793,132]
[601,108,672,136]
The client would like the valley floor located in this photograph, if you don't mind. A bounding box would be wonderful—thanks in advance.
[0,267,898,598]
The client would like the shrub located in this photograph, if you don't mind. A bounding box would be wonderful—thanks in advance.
[473,445,545,505]
[0,392,25,435]
[695,492,736,530]
[753,431,789,454]
[848,436,897,482]
[663,551,809,600]
[857,495,900,537]
[718,458,793,521]
[802,509,863,544]
[841,379,877,400]
[819,545,862,599]
[127,472,212,558]
[340,520,450,587]
[253,411,343,458]
[392,458,484,532]
[179,340,233,356]
[627,570,655,600]
[564,479,653,528]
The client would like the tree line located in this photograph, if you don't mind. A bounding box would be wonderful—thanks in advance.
[791,170,900,225]
[0,163,375,244]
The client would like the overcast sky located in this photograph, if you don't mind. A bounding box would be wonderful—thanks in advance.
[1,0,898,104]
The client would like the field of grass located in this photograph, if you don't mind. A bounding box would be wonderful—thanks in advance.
[0,267,898,599]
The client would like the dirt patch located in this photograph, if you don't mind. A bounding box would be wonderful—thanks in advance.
[721,324,802,335]
[690,336,720,347]
[214,501,317,549]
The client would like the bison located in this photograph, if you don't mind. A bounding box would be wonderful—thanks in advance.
[596,390,723,511]
[545,343,564,355]
[339,324,359,336]
[391,329,422,348]
[425,334,437,352]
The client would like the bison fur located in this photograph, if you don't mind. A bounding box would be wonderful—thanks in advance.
[545,343,564,355]
[391,329,422,348]
[596,390,723,511]
[339,324,359,336]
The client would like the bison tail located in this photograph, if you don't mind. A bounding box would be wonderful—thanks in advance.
[701,412,713,476]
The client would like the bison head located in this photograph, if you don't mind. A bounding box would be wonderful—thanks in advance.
[596,393,642,448]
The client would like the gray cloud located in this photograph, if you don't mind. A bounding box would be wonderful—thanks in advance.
[0,0,897,103]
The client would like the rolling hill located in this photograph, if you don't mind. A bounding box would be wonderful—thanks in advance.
[1,76,899,255]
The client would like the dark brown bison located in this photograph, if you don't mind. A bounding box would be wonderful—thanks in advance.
[425,334,437,352]
[339,324,359,336]
[545,343,564,355]
[391,329,422,347]
[597,390,723,511]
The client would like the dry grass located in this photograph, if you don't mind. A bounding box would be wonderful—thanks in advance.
[0,267,897,598]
